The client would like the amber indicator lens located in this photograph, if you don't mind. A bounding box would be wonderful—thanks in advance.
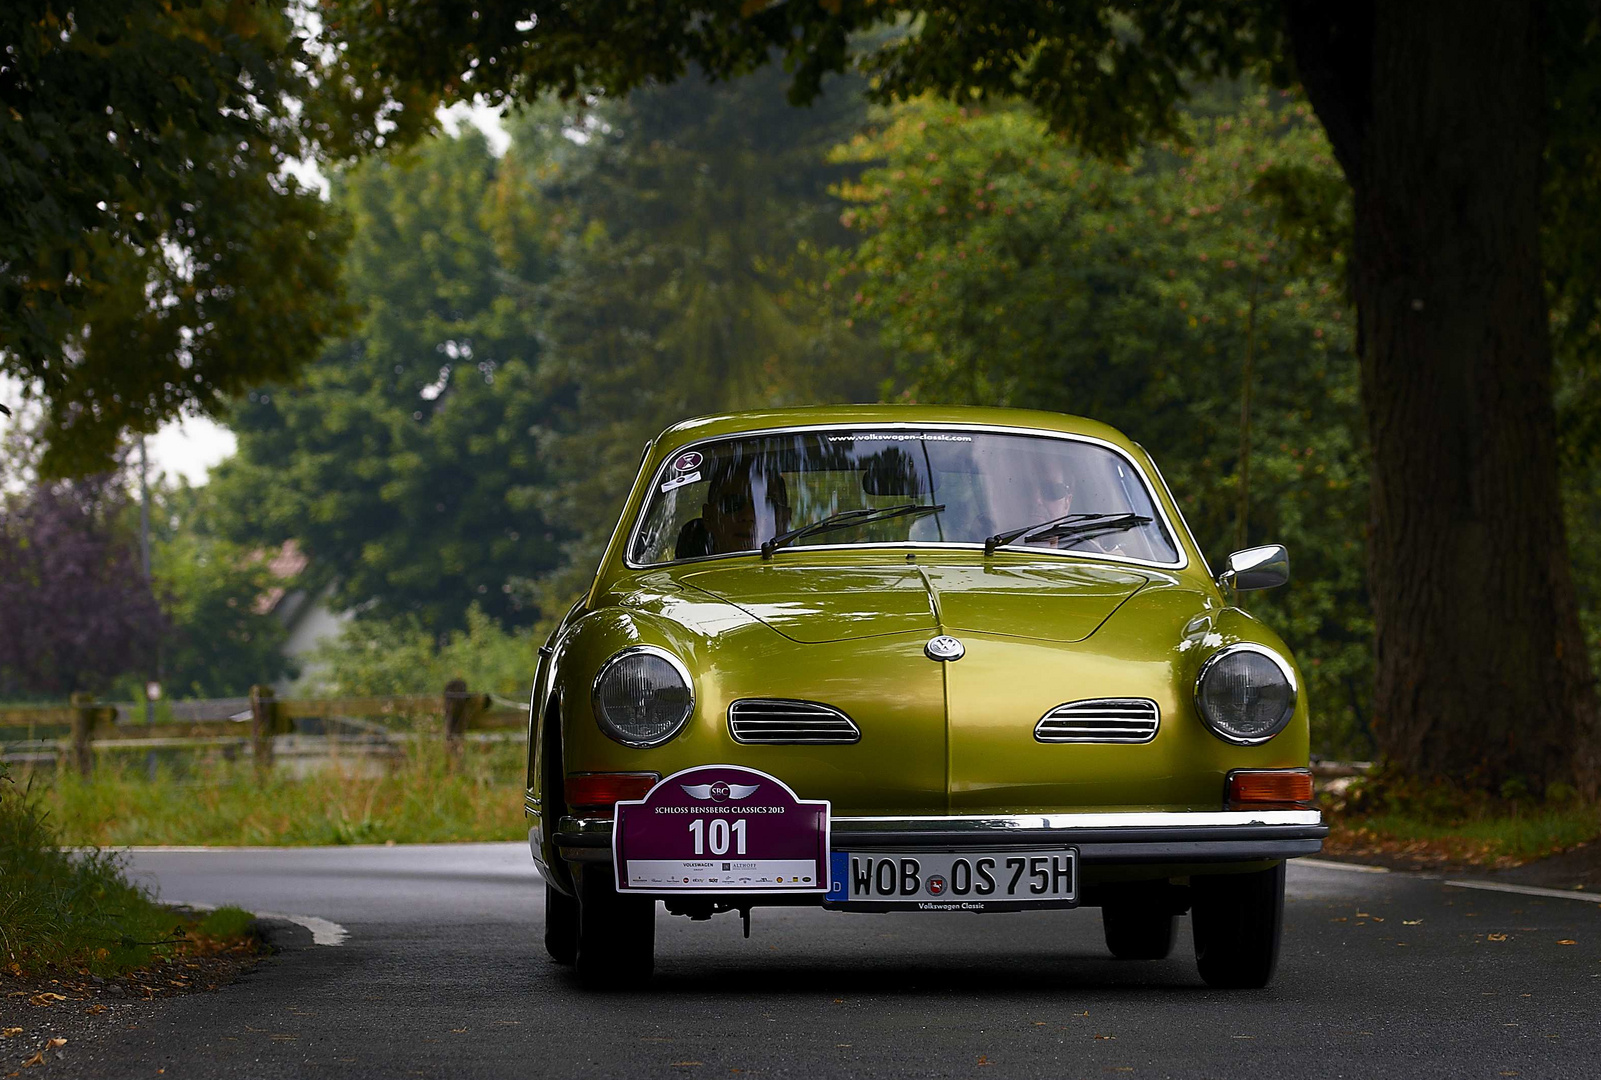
[1227,768,1314,808]
[567,772,660,811]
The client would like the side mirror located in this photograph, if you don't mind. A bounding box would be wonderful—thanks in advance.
[1220,544,1289,591]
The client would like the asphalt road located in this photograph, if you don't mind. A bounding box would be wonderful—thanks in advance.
[41,844,1601,1079]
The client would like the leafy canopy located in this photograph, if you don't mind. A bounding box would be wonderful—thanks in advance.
[1,0,410,474]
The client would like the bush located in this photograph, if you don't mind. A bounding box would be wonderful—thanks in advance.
[0,766,184,974]
[303,603,537,699]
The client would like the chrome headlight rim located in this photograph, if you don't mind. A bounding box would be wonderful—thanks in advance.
[590,644,695,748]
[1193,642,1298,746]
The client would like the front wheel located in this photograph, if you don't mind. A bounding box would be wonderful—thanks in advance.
[544,883,578,965]
[574,868,655,990]
[1102,900,1177,960]
[1191,862,1285,989]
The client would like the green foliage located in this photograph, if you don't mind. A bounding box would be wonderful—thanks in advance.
[834,92,1371,755]
[305,604,536,699]
[149,483,296,699]
[37,741,528,847]
[0,767,184,973]
[318,2,1295,160]
[207,129,566,633]
[195,905,257,942]
[0,0,364,474]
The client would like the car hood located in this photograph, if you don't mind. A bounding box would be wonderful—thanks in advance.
[680,560,1150,644]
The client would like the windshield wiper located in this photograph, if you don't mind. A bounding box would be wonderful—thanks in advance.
[983,512,1152,556]
[760,503,945,560]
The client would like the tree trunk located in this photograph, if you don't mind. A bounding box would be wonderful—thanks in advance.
[1288,0,1599,795]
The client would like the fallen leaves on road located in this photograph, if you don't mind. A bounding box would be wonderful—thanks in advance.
[1488,933,1509,942]
[27,994,65,1007]
[1403,919,1423,925]
[1558,939,1577,945]
[976,1056,993,1066]
[0,1031,18,1039]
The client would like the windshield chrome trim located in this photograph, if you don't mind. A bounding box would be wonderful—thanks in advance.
[621,422,1191,573]
[1143,452,1213,579]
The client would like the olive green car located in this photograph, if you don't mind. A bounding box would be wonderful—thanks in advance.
[527,404,1325,988]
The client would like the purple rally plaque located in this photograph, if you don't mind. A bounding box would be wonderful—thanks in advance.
[613,765,830,894]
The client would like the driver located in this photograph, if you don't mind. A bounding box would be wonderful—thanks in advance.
[1029,472,1127,556]
[675,457,791,558]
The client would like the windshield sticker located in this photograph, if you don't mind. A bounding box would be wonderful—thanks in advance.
[827,433,973,443]
[672,451,704,473]
[661,471,701,493]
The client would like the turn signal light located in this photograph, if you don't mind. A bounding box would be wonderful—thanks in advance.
[1226,768,1315,809]
[566,772,660,811]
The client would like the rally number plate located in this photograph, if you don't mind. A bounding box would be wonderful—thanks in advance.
[824,849,1078,911]
[613,765,830,894]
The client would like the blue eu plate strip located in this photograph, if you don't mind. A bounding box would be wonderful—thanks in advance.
[827,852,849,901]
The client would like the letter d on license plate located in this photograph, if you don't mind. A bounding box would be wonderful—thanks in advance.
[824,850,1079,911]
[613,765,830,893]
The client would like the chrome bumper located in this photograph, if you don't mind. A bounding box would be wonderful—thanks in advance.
[554,809,1326,866]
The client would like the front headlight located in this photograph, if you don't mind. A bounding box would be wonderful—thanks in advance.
[592,646,694,747]
[1194,643,1297,745]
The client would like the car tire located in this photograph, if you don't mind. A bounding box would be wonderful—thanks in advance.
[574,869,655,990]
[1102,901,1177,960]
[544,883,578,965]
[1191,861,1285,989]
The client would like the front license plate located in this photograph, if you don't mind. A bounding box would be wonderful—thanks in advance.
[824,850,1078,911]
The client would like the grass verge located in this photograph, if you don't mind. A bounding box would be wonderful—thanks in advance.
[1322,777,1601,869]
[30,740,527,847]
[0,768,259,977]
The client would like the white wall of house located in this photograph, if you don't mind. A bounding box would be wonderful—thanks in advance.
[274,581,351,693]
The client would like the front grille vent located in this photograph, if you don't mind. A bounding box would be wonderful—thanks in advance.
[728,699,861,744]
[1033,698,1160,744]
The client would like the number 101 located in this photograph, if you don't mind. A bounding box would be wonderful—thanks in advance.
[689,817,747,856]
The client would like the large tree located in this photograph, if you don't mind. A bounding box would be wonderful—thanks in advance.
[206,128,568,632]
[0,0,417,474]
[320,0,1601,795]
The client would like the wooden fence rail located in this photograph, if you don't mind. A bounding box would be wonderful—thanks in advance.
[0,683,528,777]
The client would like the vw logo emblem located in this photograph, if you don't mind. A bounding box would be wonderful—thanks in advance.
[925,635,965,662]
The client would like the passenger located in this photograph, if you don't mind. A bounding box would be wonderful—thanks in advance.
[675,458,791,558]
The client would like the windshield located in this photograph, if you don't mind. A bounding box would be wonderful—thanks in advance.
[628,429,1182,567]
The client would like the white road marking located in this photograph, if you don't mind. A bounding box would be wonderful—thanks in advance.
[167,900,350,945]
[1443,880,1601,905]
[1296,858,1391,874]
[255,912,350,945]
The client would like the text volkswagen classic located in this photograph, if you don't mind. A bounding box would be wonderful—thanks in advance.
[526,405,1325,989]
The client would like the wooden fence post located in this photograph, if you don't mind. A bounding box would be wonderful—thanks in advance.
[250,685,277,776]
[68,692,97,777]
[443,678,469,764]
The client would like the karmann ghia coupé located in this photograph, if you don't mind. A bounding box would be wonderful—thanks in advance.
[526,405,1325,989]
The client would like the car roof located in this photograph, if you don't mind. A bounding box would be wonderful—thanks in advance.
[651,404,1139,454]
